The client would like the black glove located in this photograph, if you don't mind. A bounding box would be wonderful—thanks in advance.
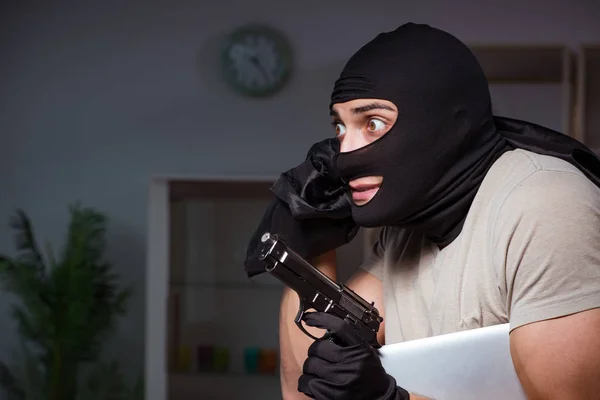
[244,138,358,277]
[298,312,410,400]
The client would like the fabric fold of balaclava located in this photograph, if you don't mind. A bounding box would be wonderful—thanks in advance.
[331,22,600,247]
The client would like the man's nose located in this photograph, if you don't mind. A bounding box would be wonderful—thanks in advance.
[339,130,368,153]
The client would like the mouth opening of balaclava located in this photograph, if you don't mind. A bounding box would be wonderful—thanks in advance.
[331,22,511,246]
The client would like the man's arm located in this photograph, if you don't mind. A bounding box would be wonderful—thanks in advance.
[278,250,386,399]
[496,170,600,399]
[510,308,600,399]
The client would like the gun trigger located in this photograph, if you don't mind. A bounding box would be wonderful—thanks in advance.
[294,301,324,342]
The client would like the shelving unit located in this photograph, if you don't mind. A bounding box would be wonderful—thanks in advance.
[166,178,280,400]
[576,45,600,152]
[470,45,577,137]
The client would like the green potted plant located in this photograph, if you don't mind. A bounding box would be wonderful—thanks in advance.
[0,204,140,400]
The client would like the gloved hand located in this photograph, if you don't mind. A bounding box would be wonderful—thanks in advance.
[244,138,358,277]
[298,312,410,400]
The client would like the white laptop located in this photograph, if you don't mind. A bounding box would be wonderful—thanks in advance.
[379,323,527,400]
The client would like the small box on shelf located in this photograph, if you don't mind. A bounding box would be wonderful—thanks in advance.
[244,347,278,375]
[171,345,233,374]
[170,343,278,376]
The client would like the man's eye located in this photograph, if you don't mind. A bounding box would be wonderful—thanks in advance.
[335,123,346,137]
[367,119,385,131]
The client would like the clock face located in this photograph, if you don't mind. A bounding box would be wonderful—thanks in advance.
[221,25,293,97]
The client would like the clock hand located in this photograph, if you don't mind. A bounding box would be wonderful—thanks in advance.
[249,55,270,86]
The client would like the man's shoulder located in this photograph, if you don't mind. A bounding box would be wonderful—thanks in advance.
[490,149,600,227]
[488,148,586,185]
[486,149,597,200]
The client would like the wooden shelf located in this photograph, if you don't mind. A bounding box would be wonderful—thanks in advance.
[469,45,572,83]
[578,45,600,148]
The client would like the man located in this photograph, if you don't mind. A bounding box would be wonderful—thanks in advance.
[245,23,600,399]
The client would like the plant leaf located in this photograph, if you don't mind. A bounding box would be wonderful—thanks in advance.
[61,203,108,270]
[8,209,46,276]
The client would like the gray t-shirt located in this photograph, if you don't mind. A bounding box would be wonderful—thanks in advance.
[360,149,600,344]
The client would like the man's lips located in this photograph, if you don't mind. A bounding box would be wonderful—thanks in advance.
[350,183,380,191]
[350,184,380,202]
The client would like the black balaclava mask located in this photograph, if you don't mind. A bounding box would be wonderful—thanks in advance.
[333,23,509,245]
[332,22,600,247]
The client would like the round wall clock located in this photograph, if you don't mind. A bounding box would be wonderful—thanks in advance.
[220,24,293,97]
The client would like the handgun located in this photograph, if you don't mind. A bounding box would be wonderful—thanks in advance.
[257,232,383,348]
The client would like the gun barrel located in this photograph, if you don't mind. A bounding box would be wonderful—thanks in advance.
[260,233,343,296]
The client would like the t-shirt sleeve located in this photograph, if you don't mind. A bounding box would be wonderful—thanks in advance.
[358,227,388,280]
[494,169,600,332]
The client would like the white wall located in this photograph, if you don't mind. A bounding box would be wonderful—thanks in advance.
[0,0,599,383]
